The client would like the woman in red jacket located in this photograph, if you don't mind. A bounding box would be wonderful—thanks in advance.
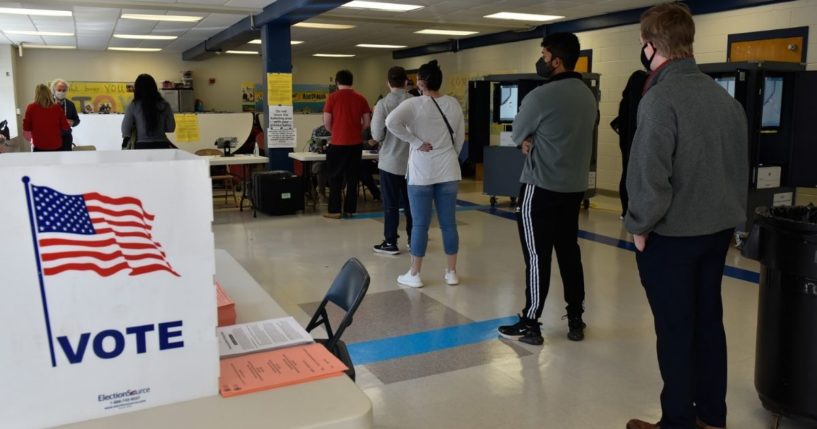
[23,84,70,152]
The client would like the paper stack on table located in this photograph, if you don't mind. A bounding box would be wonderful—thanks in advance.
[215,281,236,327]
[217,316,313,358]
[219,343,348,398]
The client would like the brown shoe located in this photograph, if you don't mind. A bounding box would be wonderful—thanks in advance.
[323,212,342,219]
[696,418,725,429]
[626,419,659,429]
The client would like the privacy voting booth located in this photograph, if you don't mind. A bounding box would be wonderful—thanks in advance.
[0,150,219,428]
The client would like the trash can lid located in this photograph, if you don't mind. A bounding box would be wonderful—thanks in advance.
[756,205,817,233]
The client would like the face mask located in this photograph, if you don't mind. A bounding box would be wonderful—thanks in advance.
[641,43,656,71]
[54,91,66,100]
[535,57,554,78]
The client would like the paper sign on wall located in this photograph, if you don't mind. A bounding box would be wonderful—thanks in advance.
[174,113,200,143]
[267,73,293,106]
[0,150,219,428]
[268,105,296,148]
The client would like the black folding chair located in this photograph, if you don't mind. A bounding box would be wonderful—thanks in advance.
[305,258,370,381]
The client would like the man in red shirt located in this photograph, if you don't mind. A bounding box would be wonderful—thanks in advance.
[323,70,371,218]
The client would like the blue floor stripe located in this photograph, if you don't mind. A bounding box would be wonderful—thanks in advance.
[344,198,760,284]
[347,316,518,365]
[345,200,760,367]
[472,205,760,285]
[578,229,637,251]
[724,265,761,284]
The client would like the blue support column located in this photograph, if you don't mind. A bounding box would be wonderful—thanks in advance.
[262,21,294,172]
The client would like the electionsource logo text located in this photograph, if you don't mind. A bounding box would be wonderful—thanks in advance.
[98,387,151,402]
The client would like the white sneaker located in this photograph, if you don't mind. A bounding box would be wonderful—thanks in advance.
[397,270,423,288]
[444,269,459,286]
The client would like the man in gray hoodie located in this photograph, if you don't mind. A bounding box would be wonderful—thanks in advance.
[625,4,748,429]
[371,66,413,255]
[497,32,598,346]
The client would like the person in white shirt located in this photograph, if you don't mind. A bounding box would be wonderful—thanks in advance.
[385,60,465,288]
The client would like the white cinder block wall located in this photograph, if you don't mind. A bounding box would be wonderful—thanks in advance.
[366,0,817,193]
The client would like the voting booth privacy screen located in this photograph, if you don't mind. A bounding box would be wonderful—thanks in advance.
[0,150,219,428]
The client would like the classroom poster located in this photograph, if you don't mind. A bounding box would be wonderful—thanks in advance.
[69,81,134,114]
[241,82,257,112]
[292,84,331,114]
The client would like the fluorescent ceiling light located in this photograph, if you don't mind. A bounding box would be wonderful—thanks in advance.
[293,23,355,30]
[114,34,177,40]
[4,30,74,37]
[415,29,478,36]
[21,44,76,49]
[121,13,203,22]
[357,43,407,49]
[340,1,423,12]
[249,39,303,45]
[108,47,162,52]
[226,50,258,55]
[0,7,71,17]
[484,12,564,22]
[313,53,355,58]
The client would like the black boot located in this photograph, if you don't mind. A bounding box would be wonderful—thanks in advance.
[565,314,586,341]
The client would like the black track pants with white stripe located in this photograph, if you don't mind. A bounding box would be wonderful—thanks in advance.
[516,184,586,321]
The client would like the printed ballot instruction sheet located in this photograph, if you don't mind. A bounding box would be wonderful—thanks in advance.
[217,316,313,358]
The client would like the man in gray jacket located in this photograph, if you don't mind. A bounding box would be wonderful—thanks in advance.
[371,66,413,255]
[625,4,748,429]
[497,32,598,345]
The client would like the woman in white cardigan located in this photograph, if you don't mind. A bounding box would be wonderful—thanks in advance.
[385,60,465,288]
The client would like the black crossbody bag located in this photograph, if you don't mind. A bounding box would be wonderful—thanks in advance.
[430,97,455,147]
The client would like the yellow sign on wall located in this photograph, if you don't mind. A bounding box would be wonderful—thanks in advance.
[267,73,293,106]
[68,82,134,114]
[174,114,200,143]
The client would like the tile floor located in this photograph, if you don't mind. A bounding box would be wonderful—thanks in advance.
[213,180,812,429]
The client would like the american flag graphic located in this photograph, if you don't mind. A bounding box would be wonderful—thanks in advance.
[31,184,179,277]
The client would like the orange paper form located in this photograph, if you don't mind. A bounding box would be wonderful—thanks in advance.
[219,343,348,397]
[215,281,236,327]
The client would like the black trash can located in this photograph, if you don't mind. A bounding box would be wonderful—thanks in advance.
[252,170,304,216]
[749,205,817,424]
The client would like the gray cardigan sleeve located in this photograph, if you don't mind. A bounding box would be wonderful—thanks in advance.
[624,99,677,235]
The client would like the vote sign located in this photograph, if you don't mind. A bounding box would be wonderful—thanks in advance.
[0,150,219,428]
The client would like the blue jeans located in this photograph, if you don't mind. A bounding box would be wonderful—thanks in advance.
[380,169,412,244]
[407,181,459,257]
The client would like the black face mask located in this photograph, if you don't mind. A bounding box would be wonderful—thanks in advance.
[535,57,554,78]
[641,43,656,71]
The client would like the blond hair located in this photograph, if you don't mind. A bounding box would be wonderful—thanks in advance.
[34,84,54,108]
[640,2,695,60]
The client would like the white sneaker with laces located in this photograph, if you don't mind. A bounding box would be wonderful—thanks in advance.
[444,269,459,286]
[397,270,423,288]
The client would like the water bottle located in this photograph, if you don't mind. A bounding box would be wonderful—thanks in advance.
[253,141,259,156]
